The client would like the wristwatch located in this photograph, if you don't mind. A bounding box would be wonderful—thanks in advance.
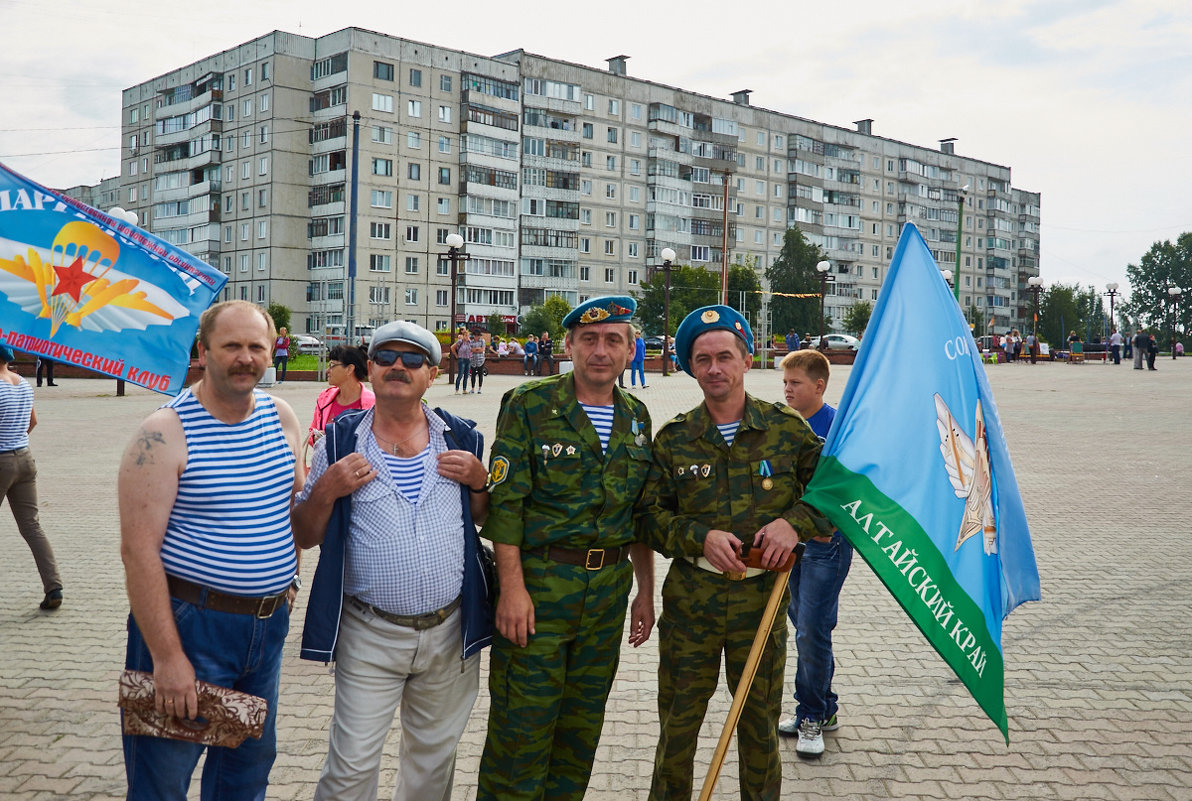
[290,576,303,592]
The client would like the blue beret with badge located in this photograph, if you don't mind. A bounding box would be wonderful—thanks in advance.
[673,304,754,376]
[560,295,637,330]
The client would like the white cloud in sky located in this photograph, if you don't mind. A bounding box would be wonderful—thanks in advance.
[1,0,1188,299]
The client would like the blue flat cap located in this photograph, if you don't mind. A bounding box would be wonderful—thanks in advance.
[561,296,637,329]
[369,320,442,364]
[673,305,754,376]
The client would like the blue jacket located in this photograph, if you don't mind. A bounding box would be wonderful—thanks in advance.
[299,406,494,663]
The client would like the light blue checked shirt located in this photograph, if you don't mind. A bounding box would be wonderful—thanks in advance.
[298,407,465,615]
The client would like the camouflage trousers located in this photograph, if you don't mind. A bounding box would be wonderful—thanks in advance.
[650,558,787,801]
[478,554,633,801]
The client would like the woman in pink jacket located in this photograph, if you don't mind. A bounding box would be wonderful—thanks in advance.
[308,345,375,446]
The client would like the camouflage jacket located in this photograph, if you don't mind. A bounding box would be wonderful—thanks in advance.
[485,374,653,549]
[642,393,832,557]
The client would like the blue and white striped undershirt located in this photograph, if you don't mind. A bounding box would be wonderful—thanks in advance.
[716,420,741,448]
[580,403,615,453]
[160,389,297,596]
[0,380,33,450]
[381,443,430,504]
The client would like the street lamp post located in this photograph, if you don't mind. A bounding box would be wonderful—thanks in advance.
[1169,286,1182,360]
[442,232,468,383]
[659,247,676,377]
[816,259,834,343]
[953,184,969,307]
[1103,282,1120,336]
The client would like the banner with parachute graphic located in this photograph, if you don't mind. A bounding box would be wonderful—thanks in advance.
[0,162,226,394]
[801,223,1040,742]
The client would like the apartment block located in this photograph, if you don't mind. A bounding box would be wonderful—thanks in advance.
[118,28,1041,340]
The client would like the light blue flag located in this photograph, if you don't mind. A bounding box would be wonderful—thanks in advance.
[801,222,1040,742]
[0,162,226,394]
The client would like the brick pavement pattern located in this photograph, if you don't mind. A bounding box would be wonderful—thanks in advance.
[1,359,1189,800]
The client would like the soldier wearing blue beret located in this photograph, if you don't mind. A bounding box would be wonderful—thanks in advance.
[478,296,656,801]
[642,305,832,800]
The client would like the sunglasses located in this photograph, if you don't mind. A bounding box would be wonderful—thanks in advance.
[372,350,430,368]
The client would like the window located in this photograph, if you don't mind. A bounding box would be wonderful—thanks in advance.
[374,61,394,81]
[627,242,639,257]
[581,123,594,139]
[438,135,450,153]
[580,209,592,225]
[405,257,419,274]
[407,194,420,211]
[407,131,421,149]
[628,214,640,230]
[372,158,393,176]
[607,127,618,143]
[438,105,452,123]
[405,288,418,305]
[259,125,269,144]
[372,93,393,113]
[606,155,616,171]
[369,286,391,304]
[437,197,450,214]
[436,289,449,306]
[369,254,391,272]
[257,253,267,272]
[440,74,452,92]
[631,131,641,148]
[243,99,252,118]
[580,237,591,253]
[608,99,620,115]
[581,180,592,195]
[261,62,270,81]
[405,226,419,242]
[629,159,641,176]
[371,190,392,208]
[258,156,268,176]
[584,94,594,110]
[604,267,615,282]
[605,211,616,227]
[128,187,137,202]
[438,167,451,184]
[628,186,640,203]
[605,183,617,199]
[628,269,638,284]
[370,222,392,240]
[408,100,422,118]
[240,254,249,272]
[256,220,267,239]
[409,68,422,87]
[631,103,642,120]
[224,225,232,243]
[580,266,590,281]
[242,162,251,180]
[259,93,269,112]
[240,192,249,211]
[372,125,393,144]
[408,163,421,180]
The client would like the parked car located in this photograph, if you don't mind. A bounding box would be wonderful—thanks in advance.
[293,334,323,355]
[643,335,666,351]
[810,333,860,351]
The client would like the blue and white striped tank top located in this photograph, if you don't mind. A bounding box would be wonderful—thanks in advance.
[0,379,33,450]
[580,403,615,453]
[161,388,297,596]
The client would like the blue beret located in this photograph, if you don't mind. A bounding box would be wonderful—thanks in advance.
[561,296,637,330]
[0,345,13,363]
[673,305,754,376]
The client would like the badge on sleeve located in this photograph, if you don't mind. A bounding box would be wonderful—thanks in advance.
[489,456,511,487]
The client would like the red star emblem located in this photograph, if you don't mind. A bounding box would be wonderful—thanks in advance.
[52,257,93,303]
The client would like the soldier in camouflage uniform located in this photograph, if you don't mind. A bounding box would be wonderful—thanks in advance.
[642,305,831,801]
[478,296,655,801]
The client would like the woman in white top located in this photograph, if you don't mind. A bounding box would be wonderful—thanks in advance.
[0,346,62,610]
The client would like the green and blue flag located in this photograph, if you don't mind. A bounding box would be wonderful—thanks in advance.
[802,223,1040,741]
[0,162,225,394]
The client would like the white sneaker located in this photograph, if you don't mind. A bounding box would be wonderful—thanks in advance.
[795,719,824,758]
[777,715,799,736]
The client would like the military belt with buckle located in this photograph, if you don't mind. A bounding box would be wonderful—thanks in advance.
[525,544,630,570]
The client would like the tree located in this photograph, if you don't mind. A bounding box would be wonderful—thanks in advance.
[634,264,720,336]
[1036,283,1097,346]
[841,301,872,338]
[519,295,571,340]
[764,226,826,338]
[1122,233,1192,342]
[486,311,506,336]
[726,256,763,323]
[266,302,291,334]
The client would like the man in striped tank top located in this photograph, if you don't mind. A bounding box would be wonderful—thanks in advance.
[292,320,492,801]
[641,305,832,801]
[478,296,655,801]
[118,301,304,801]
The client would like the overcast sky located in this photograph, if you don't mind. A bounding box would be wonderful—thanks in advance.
[2,0,1188,302]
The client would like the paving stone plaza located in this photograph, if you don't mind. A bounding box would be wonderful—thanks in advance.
[1,358,1189,800]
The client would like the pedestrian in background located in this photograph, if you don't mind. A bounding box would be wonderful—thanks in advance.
[522,335,538,376]
[35,355,56,387]
[538,331,556,376]
[630,328,647,388]
[1147,334,1158,370]
[1132,328,1146,369]
[0,345,62,611]
[308,346,375,447]
[470,332,491,394]
[1109,328,1123,365]
[273,327,290,383]
[451,331,473,394]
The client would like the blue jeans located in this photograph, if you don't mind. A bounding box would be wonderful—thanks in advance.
[455,360,471,391]
[786,533,852,725]
[630,360,645,386]
[522,354,537,374]
[272,356,287,382]
[123,597,290,801]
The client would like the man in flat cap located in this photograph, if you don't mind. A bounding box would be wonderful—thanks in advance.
[478,296,655,801]
[292,320,493,801]
[642,305,832,801]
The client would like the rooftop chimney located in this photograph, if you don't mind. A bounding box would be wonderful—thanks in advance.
[731,89,752,106]
[606,55,629,76]
[940,137,957,154]
[854,119,873,135]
